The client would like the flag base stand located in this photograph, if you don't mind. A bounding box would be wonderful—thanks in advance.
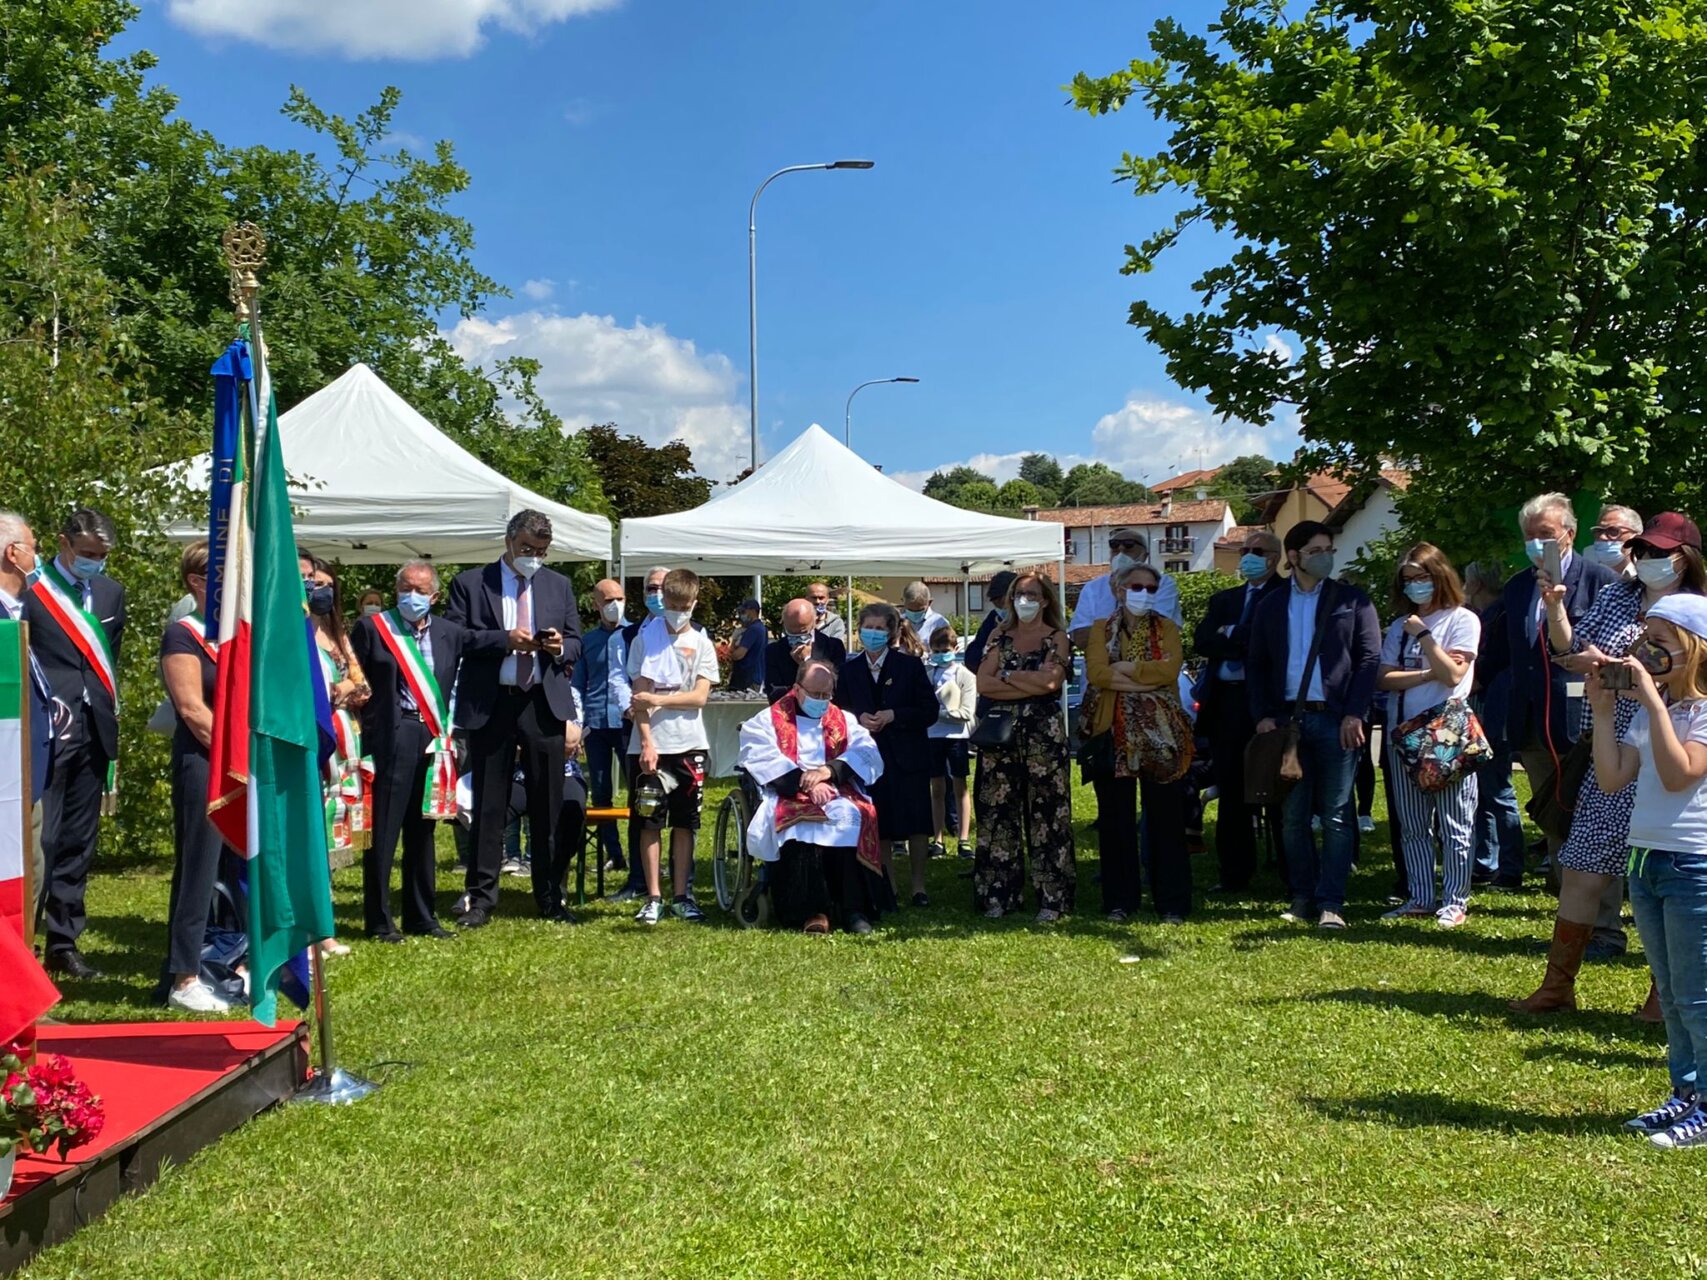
[287,944,375,1105]
[292,1065,378,1106]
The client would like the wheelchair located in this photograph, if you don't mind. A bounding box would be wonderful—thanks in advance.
[712,768,771,928]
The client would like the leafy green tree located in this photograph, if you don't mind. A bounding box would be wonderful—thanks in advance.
[923,465,995,503]
[580,425,711,519]
[1174,570,1240,649]
[1018,453,1064,500]
[1061,462,1148,507]
[1072,0,1707,559]
[995,478,1043,512]
[1208,454,1276,523]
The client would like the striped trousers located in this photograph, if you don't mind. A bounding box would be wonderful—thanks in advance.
[1387,743,1479,911]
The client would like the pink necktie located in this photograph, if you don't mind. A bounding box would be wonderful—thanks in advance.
[516,583,536,689]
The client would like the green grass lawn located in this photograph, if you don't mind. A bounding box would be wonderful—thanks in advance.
[19,775,1706,1279]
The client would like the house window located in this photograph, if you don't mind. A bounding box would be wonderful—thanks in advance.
[968,584,984,611]
[1165,560,1190,574]
[1167,524,1189,541]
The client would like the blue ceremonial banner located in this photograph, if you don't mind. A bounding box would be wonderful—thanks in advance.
[206,339,251,640]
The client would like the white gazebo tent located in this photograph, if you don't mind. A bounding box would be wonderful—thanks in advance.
[618,424,1064,578]
[163,363,612,563]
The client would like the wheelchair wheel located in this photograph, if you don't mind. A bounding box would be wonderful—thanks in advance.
[712,788,749,913]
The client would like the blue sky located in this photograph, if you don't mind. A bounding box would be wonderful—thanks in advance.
[128,0,1299,487]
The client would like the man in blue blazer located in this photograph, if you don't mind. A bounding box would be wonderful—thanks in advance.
[1490,494,1615,860]
[445,510,584,927]
[1247,520,1382,929]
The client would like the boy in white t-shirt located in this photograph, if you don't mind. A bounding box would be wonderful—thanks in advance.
[626,568,720,925]
[1590,593,1707,1149]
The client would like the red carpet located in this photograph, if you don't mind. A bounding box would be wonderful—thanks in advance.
[6,1021,304,1201]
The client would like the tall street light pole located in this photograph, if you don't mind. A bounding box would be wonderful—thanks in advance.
[844,376,920,448]
[747,159,874,603]
[842,375,919,633]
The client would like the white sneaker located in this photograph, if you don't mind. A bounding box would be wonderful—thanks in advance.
[168,980,231,1013]
[1358,815,1376,833]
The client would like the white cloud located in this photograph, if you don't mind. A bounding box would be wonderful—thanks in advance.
[444,310,751,482]
[891,393,1300,496]
[166,0,621,59]
[520,278,557,301]
[1262,333,1294,363]
[562,99,601,127]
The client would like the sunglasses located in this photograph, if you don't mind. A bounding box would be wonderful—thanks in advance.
[1109,540,1142,551]
[1631,544,1679,561]
[1125,582,1159,594]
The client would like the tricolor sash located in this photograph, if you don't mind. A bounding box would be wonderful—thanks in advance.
[31,560,118,708]
[34,560,120,805]
[177,613,218,663]
[373,610,459,820]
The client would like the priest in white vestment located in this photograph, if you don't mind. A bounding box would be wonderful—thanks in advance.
[738,659,887,934]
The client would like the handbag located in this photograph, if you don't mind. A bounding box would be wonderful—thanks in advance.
[1393,696,1492,793]
[968,706,1016,748]
[1077,728,1115,782]
[1124,691,1195,784]
[1243,583,1333,805]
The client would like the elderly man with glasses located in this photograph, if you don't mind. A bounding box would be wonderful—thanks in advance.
[1069,526,1182,652]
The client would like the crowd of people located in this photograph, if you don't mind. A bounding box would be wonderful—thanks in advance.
[8,488,1707,1148]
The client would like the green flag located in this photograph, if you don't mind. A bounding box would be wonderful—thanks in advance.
[246,371,334,1025]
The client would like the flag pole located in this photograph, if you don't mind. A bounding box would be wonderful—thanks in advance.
[222,224,376,1106]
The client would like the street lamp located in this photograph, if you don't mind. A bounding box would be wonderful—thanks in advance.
[747,160,874,601]
[844,376,920,448]
[842,374,919,632]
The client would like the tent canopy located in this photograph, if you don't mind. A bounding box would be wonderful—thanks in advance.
[618,425,1064,576]
[164,363,612,564]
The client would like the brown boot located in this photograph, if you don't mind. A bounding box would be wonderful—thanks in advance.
[1508,918,1594,1013]
[1635,978,1664,1023]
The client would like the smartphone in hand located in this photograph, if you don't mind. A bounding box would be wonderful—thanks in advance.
[1599,663,1633,692]
[1542,540,1564,584]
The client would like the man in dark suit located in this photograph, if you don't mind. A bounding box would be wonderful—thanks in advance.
[1193,529,1288,893]
[24,507,123,980]
[1247,520,1381,929]
[764,598,847,704]
[1492,494,1615,861]
[0,512,57,920]
[445,510,583,926]
[836,604,938,905]
[354,560,506,941]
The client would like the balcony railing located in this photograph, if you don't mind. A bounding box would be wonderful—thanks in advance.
[1157,537,1196,554]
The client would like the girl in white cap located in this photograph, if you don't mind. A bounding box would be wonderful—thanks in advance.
[1589,592,1707,1147]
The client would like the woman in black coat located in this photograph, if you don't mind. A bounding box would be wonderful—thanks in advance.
[837,603,939,906]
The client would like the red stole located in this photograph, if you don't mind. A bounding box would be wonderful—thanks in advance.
[769,693,881,875]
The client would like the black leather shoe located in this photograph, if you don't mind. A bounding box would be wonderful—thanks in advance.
[368,931,405,945]
[47,949,102,980]
[408,925,457,941]
[845,914,875,936]
[543,906,581,924]
[457,909,490,929]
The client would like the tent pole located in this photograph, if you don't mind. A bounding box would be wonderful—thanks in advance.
[1059,553,1069,738]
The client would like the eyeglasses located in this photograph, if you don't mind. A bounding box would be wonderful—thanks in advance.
[1631,544,1678,561]
[1241,547,1272,557]
[1013,593,1043,604]
[1109,540,1142,551]
[1590,526,1636,541]
[511,539,551,556]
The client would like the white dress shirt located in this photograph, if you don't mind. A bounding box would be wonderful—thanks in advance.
[1071,569,1182,633]
[497,560,535,687]
[1284,579,1328,704]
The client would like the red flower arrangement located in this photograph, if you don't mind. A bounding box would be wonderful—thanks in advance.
[2,1054,105,1160]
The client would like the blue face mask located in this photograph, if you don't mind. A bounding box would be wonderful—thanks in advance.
[644,591,665,616]
[70,555,106,581]
[904,608,928,627]
[1584,540,1625,568]
[1238,553,1269,581]
[786,631,813,648]
[929,651,956,666]
[397,591,433,622]
[994,606,1010,624]
[1402,580,1435,606]
[799,694,831,719]
[1524,537,1551,566]
[859,627,889,653]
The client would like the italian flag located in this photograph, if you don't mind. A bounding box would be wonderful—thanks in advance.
[205,338,335,1024]
[0,619,59,1053]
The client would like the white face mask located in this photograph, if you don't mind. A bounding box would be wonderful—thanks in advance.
[511,554,543,579]
[600,599,624,624]
[1110,552,1140,575]
[1124,590,1152,616]
[1013,599,1042,623]
[664,607,693,631]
